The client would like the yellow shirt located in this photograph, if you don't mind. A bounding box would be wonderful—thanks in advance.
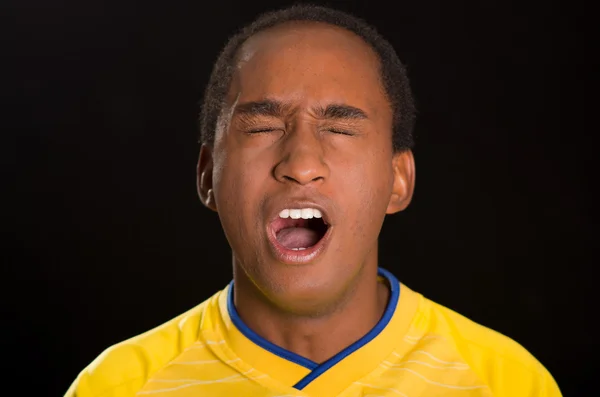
[65,268,561,396]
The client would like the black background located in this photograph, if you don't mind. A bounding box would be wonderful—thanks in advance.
[5,0,591,396]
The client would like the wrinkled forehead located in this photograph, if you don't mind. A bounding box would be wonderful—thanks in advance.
[228,22,388,114]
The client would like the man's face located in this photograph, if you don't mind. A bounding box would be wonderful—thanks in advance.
[200,22,413,312]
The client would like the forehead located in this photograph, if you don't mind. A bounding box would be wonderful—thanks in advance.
[230,22,389,116]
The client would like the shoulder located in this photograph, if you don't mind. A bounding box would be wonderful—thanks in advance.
[64,294,217,397]
[421,295,562,397]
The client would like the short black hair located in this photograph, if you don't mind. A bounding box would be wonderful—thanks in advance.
[199,4,416,151]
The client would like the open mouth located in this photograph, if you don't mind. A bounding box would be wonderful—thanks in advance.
[271,216,330,251]
[267,207,333,264]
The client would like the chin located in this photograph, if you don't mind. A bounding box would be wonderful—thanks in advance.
[254,260,352,316]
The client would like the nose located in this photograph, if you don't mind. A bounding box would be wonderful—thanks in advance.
[273,127,330,186]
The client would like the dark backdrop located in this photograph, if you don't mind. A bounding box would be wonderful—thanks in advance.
[5,0,591,396]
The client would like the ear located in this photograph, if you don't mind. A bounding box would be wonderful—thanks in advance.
[197,144,217,212]
[386,149,416,214]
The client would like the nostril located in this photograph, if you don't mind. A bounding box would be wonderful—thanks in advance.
[274,154,328,185]
[279,174,324,185]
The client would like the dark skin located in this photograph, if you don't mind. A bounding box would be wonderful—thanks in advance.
[197,22,415,363]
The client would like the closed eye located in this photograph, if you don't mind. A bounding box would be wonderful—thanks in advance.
[246,127,283,134]
[327,128,355,136]
[246,127,356,136]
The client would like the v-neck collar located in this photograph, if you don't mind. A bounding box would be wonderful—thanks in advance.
[217,268,419,395]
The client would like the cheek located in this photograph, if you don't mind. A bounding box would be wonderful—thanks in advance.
[214,158,248,216]
[212,148,269,237]
[333,150,393,237]
[335,147,393,202]
[213,161,260,260]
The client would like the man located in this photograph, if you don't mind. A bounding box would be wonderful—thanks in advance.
[66,4,561,397]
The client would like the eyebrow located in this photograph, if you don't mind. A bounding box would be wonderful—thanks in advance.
[233,99,369,120]
[316,103,368,120]
[234,99,284,118]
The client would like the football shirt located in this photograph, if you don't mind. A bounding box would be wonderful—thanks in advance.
[66,268,561,396]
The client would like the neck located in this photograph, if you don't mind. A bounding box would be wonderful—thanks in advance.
[232,263,390,364]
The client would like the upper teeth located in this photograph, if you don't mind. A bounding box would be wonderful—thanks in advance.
[279,208,322,220]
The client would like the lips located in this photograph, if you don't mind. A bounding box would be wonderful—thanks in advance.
[265,200,334,265]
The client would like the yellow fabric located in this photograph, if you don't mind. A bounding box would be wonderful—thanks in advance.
[66,278,561,397]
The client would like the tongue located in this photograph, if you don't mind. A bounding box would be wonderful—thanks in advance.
[276,227,320,249]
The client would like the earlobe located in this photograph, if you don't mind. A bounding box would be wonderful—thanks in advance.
[386,149,416,214]
[197,144,218,212]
